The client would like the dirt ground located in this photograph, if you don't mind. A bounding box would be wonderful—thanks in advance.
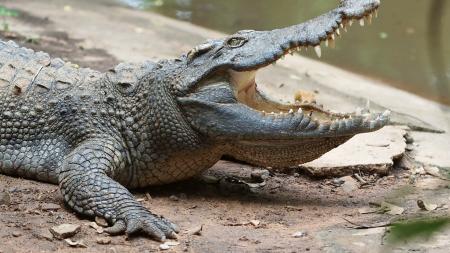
[0,158,432,253]
[0,1,450,253]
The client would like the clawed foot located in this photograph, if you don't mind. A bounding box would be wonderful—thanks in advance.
[104,210,179,241]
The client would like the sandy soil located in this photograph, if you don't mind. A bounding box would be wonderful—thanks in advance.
[0,1,449,253]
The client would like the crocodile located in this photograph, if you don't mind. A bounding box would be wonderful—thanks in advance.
[0,0,386,241]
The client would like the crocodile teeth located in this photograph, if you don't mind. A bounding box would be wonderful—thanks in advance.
[328,38,335,48]
[314,46,322,58]
[360,19,365,26]
[298,108,303,114]
[289,109,294,114]
[366,14,373,24]
[349,20,353,26]
[336,28,340,36]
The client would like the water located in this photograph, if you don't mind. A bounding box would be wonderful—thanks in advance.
[122,0,450,105]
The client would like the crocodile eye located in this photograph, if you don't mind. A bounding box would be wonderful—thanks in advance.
[226,37,247,48]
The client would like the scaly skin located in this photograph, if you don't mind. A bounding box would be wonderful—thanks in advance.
[0,0,385,241]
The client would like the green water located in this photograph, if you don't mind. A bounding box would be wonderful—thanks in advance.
[123,0,450,105]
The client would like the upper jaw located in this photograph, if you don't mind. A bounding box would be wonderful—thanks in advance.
[227,0,380,72]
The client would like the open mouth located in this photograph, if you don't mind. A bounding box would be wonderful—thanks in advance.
[228,7,390,134]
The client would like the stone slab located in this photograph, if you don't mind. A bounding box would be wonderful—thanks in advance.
[300,126,407,177]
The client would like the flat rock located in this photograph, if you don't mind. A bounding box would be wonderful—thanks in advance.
[35,229,54,241]
[49,224,81,239]
[300,126,407,177]
[410,132,450,168]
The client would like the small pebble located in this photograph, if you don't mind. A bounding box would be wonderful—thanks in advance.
[292,231,308,238]
[12,231,22,237]
[96,237,111,245]
[159,244,170,250]
[249,220,260,227]
[251,169,270,181]
[37,230,54,241]
[95,217,108,227]
[169,195,179,201]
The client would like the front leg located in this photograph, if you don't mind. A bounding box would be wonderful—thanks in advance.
[58,138,178,241]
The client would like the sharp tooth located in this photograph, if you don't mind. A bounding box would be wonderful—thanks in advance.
[340,23,344,29]
[331,34,335,40]
[314,45,322,58]
[289,109,294,114]
[325,40,329,47]
[270,112,275,115]
[359,19,365,26]
[298,108,303,114]
[336,28,340,36]
[328,38,335,48]
[374,9,378,18]
[367,14,373,24]
[349,20,353,26]
[330,120,339,131]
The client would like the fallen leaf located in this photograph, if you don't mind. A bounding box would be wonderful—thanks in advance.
[88,222,104,234]
[64,239,87,248]
[417,200,438,211]
[381,202,404,215]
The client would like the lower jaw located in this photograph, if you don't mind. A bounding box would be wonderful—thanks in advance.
[227,135,352,168]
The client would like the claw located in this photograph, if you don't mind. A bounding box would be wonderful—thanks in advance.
[104,220,126,235]
[142,220,166,241]
[125,219,141,235]
[168,231,178,239]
